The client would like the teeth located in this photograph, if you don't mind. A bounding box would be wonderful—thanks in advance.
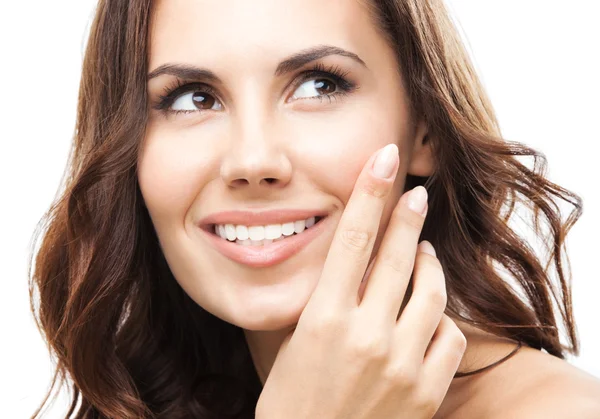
[248,226,265,241]
[281,222,295,236]
[264,224,282,240]
[235,225,249,240]
[215,216,321,243]
[293,219,305,233]
[225,224,236,241]
[217,225,226,239]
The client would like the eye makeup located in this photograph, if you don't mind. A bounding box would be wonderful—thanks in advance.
[150,62,359,117]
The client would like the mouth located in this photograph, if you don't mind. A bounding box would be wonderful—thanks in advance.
[198,215,329,268]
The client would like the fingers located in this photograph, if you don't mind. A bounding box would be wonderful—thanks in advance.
[393,241,447,360]
[358,187,428,326]
[421,314,467,401]
[356,257,373,305]
[313,144,399,308]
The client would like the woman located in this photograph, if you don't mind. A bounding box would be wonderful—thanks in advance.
[29,0,600,417]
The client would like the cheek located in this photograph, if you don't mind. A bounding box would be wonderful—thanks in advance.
[287,107,407,207]
[137,128,216,225]
[289,108,408,262]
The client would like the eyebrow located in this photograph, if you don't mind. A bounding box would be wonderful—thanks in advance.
[147,44,367,81]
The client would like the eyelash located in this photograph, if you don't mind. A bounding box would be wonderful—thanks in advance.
[151,62,358,116]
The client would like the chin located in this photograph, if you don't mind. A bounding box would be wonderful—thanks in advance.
[237,310,302,332]
[223,270,319,331]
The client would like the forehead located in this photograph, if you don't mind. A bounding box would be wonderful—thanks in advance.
[148,0,382,71]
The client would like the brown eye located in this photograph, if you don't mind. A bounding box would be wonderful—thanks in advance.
[313,79,336,95]
[192,92,218,109]
[291,78,338,100]
[171,91,223,112]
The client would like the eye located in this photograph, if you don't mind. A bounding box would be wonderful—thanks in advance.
[151,63,357,117]
[287,62,357,103]
[152,81,224,115]
[171,90,223,112]
[291,78,338,100]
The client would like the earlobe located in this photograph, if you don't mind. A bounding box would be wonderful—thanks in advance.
[406,122,435,177]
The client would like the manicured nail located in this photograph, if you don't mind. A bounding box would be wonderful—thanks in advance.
[419,240,436,256]
[407,186,428,215]
[372,144,399,179]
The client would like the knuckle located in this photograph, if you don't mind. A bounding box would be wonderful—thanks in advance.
[379,253,414,276]
[360,181,389,199]
[417,265,446,307]
[452,329,468,354]
[440,316,467,357]
[340,227,373,252]
[349,335,389,361]
[384,363,418,388]
[427,287,448,310]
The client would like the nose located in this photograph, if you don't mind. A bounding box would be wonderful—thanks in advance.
[220,118,292,191]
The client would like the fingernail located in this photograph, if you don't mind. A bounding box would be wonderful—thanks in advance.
[407,186,428,216]
[372,144,399,179]
[419,240,436,256]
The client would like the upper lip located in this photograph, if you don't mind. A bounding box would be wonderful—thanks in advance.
[198,208,329,228]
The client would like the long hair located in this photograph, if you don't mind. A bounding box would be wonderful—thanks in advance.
[29,0,582,417]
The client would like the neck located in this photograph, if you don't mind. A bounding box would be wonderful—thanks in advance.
[243,325,296,385]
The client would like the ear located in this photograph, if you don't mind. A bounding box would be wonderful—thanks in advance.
[406,119,435,177]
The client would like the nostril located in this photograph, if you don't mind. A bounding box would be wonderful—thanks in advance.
[264,178,277,184]
[229,179,250,188]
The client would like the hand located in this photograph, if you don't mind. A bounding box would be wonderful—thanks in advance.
[255,144,467,419]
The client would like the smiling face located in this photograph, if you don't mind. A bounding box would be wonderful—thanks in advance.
[138,0,432,331]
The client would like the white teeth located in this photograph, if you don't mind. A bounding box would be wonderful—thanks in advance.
[235,225,249,240]
[281,222,295,236]
[225,224,237,241]
[218,224,227,239]
[215,215,322,242]
[248,225,265,241]
[264,224,282,240]
[293,219,305,233]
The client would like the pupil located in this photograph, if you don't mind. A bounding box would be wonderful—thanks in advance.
[315,79,335,94]
[192,92,215,109]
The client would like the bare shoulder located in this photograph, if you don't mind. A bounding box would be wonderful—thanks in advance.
[485,345,600,418]
[440,323,600,419]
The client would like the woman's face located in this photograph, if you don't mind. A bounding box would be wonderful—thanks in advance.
[139,0,431,331]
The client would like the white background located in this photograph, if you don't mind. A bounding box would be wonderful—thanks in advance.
[1,1,598,417]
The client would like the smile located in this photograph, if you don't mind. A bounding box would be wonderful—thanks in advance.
[198,211,329,268]
[214,215,323,246]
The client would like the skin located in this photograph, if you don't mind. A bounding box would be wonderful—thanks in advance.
[138,0,600,416]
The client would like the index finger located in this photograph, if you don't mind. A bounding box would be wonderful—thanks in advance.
[311,143,399,309]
